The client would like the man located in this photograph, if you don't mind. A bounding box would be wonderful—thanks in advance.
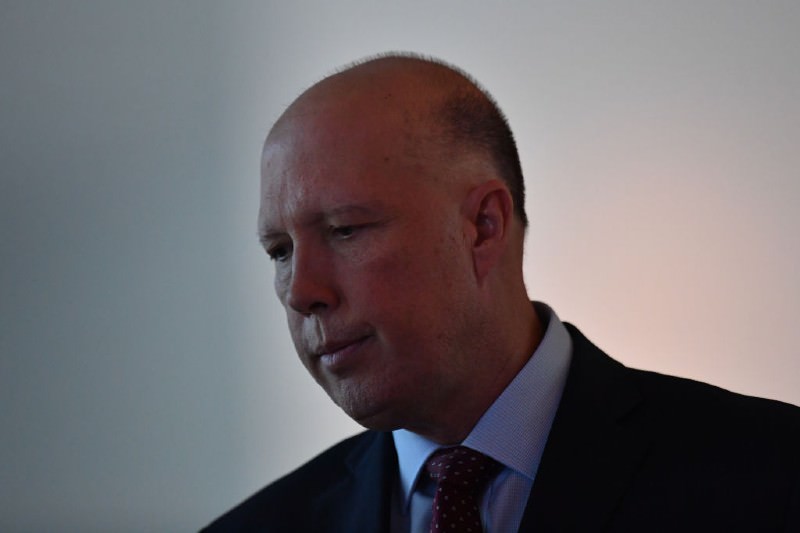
[204,54,799,532]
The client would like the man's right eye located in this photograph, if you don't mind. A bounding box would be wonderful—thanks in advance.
[267,245,290,262]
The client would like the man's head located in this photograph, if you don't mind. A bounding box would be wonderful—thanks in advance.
[258,54,539,443]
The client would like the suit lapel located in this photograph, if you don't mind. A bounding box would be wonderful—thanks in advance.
[518,324,650,531]
[311,431,397,532]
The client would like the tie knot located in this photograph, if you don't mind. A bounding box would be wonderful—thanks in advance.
[424,446,499,494]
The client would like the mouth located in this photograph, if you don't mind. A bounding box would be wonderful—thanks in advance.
[314,335,372,371]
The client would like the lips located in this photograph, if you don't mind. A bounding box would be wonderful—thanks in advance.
[314,337,360,357]
[314,335,372,371]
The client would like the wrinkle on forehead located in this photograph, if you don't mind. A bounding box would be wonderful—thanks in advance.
[258,56,496,237]
[258,126,401,240]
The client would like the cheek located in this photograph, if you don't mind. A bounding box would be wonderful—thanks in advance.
[356,239,461,323]
[359,243,416,293]
[286,315,316,370]
[273,265,291,304]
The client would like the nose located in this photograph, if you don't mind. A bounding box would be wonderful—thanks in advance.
[284,245,339,316]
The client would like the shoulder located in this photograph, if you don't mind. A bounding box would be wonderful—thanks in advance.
[562,320,800,476]
[565,321,800,440]
[623,369,800,527]
[201,431,382,532]
[628,364,800,453]
[633,363,800,423]
[549,323,800,529]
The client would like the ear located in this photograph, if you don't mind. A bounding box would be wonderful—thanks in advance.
[461,179,514,282]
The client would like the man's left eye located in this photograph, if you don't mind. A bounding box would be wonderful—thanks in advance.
[331,225,356,238]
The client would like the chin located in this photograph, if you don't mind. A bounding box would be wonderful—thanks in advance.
[353,413,403,432]
[338,397,403,432]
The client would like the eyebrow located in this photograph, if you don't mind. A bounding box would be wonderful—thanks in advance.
[325,203,384,218]
[257,230,282,247]
[257,202,386,244]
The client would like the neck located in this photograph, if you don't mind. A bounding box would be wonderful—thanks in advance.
[410,297,543,444]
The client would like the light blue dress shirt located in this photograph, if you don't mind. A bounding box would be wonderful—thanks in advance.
[391,302,572,533]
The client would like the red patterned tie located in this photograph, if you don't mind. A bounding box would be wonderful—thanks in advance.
[424,446,500,533]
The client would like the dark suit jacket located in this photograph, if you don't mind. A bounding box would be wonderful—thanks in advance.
[203,324,800,532]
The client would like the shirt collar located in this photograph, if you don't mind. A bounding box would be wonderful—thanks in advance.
[391,302,572,510]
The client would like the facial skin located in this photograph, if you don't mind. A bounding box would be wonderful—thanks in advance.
[259,58,540,444]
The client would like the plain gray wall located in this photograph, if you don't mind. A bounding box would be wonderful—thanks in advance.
[2,1,798,531]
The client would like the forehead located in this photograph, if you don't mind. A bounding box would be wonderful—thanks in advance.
[258,106,437,233]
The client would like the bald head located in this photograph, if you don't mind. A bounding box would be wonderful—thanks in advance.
[260,54,540,440]
[269,54,528,227]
